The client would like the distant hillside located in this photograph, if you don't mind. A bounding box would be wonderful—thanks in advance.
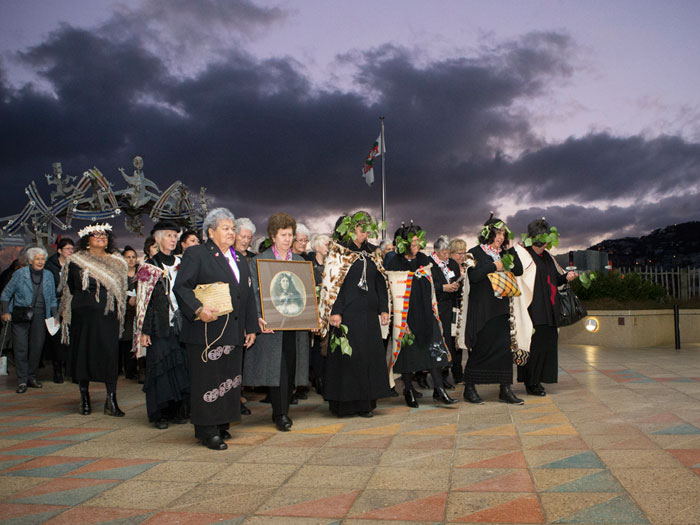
[589,221,700,269]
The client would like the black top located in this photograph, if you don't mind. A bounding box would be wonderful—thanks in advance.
[431,257,461,330]
[465,245,523,347]
[527,247,568,327]
[142,252,178,338]
[331,241,388,316]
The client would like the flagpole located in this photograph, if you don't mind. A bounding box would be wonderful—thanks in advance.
[380,116,386,239]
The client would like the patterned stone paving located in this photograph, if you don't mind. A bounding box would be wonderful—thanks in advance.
[1,343,700,523]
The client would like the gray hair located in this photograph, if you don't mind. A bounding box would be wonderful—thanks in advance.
[295,223,310,240]
[26,246,48,263]
[434,235,450,252]
[235,217,256,236]
[202,207,236,241]
[379,239,393,251]
[153,228,181,244]
[310,233,331,252]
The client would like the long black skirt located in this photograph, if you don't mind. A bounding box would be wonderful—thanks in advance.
[143,329,190,421]
[517,324,558,385]
[186,343,242,427]
[70,308,119,383]
[464,314,513,385]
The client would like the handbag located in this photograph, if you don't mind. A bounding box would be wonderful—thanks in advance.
[193,282,233,320]
[559,284,587,326]
[11,306,34,323]
[487,271,521,298]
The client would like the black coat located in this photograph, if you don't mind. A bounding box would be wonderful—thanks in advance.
[431,257,461,334]
[173,240,258,347]
[142,254,177,339]
[465,245,523,348]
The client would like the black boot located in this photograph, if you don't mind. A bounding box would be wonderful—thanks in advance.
[104,392,125,416]
[415,372,430,390]
[463,383,484,404]
[499,384,524,405]
[53,362,64,384]
[433,387,458,405]
[404,389,419,408]
[79,389,91,415]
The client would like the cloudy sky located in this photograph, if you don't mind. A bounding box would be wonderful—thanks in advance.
[1,0,699,252]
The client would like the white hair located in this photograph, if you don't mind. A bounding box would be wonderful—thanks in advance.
[310,233,331,252]
[26,246,48,263]
[202,208,235,241]
[434,235,450,252]
[235,217,256,236]
[379,239,393,251]
[295,223,310,240]
[153,228,181,244]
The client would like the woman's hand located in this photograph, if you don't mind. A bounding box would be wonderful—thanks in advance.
[566,271,578,282]
[140,334,151,347]
[1,313,10,322]
[494,260,504,272]
[244,333,256,348]
[380,312,390,326]
[199,306,218,323]
[330,314,342,328]
[258,317,274,334]
[443,282,459,293]
[128,296,136,307]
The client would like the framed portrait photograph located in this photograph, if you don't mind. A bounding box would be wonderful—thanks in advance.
[256,259,320,330]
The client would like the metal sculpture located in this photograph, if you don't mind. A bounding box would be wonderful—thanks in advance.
[0,157,209,247]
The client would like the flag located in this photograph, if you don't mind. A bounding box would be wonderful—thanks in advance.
[362,133,385,186]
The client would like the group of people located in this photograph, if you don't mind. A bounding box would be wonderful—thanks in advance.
[0,207,578,451]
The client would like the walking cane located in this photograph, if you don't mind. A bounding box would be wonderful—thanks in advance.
[0,321,9,375]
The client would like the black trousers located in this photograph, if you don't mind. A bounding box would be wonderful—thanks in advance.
[269,331,296,418]
[194,423,230,441]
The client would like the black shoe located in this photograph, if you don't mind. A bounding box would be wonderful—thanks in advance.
[433,387,458,405]
[154,418,168,429]
[412,388,423,399]
[294,389,308,400]
[404,389,419,408]
[537,383,547,395]
[273,415,293,432]
[416,374,430,390]
[241,402,251,415]
[53,369,64,384]
[389,386,399,397]
[104,392,125,416]
[220,430,232,440]
[525,384,546,396]
[16,384,27,394]
[463,383,484,404]
[27,378,43,388]
[499,384,524,405]
[202,435,227,450]
[314,378,324,396]
[443,379,455,390]
[80,390,91,415]
[358,411,374,418]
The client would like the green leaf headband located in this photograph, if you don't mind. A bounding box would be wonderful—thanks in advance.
[335,211,383,242]
[480,220,514,243]
[395,228,426,254]
[522,226,560,250]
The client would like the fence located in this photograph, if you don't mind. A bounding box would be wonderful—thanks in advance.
[619,266,699,300]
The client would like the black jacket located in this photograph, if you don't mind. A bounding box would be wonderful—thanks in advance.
[142,253,177,338]
[173,240,258,346]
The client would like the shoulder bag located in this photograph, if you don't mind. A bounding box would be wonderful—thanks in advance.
[559,284,587,326]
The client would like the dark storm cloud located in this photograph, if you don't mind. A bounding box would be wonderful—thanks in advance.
[0,9,698,249]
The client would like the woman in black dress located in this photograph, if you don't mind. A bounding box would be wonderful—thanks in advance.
[464,215,524,405]
[320,212,392,417]
[387,223,457,408]
[517,218,577,396]
[59,223,128,416]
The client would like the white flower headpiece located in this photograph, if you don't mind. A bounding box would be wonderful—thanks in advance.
[78,223,113,238]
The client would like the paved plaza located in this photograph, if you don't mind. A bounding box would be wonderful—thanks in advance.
[1,343,700,524]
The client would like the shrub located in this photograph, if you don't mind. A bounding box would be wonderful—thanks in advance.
[572,270,668,302]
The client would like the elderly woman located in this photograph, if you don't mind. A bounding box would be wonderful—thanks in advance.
[447,237,468,384]
[135,222,190,429]
[387,223,457,407]
[464,215,523,405]
[245,213,310,431]
[234,218,257,260]
[292,223,312,261]
[59,224,128,416]
[174,208,258,450]
[1,247,57,393]
[517,218,577,396]
[320,212,392,417]
[430,235,461,388]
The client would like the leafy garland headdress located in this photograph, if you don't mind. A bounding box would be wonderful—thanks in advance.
[335,211,382,242]
[394,220,427,254]
[521,217,560,250]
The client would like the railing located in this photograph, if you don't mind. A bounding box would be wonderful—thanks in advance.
[619,266,699,299]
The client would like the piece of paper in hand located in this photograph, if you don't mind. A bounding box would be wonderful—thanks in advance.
[45,317,60,336]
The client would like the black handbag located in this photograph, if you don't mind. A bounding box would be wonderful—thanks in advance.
[11,306,34,323]
[559,284,587,326]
